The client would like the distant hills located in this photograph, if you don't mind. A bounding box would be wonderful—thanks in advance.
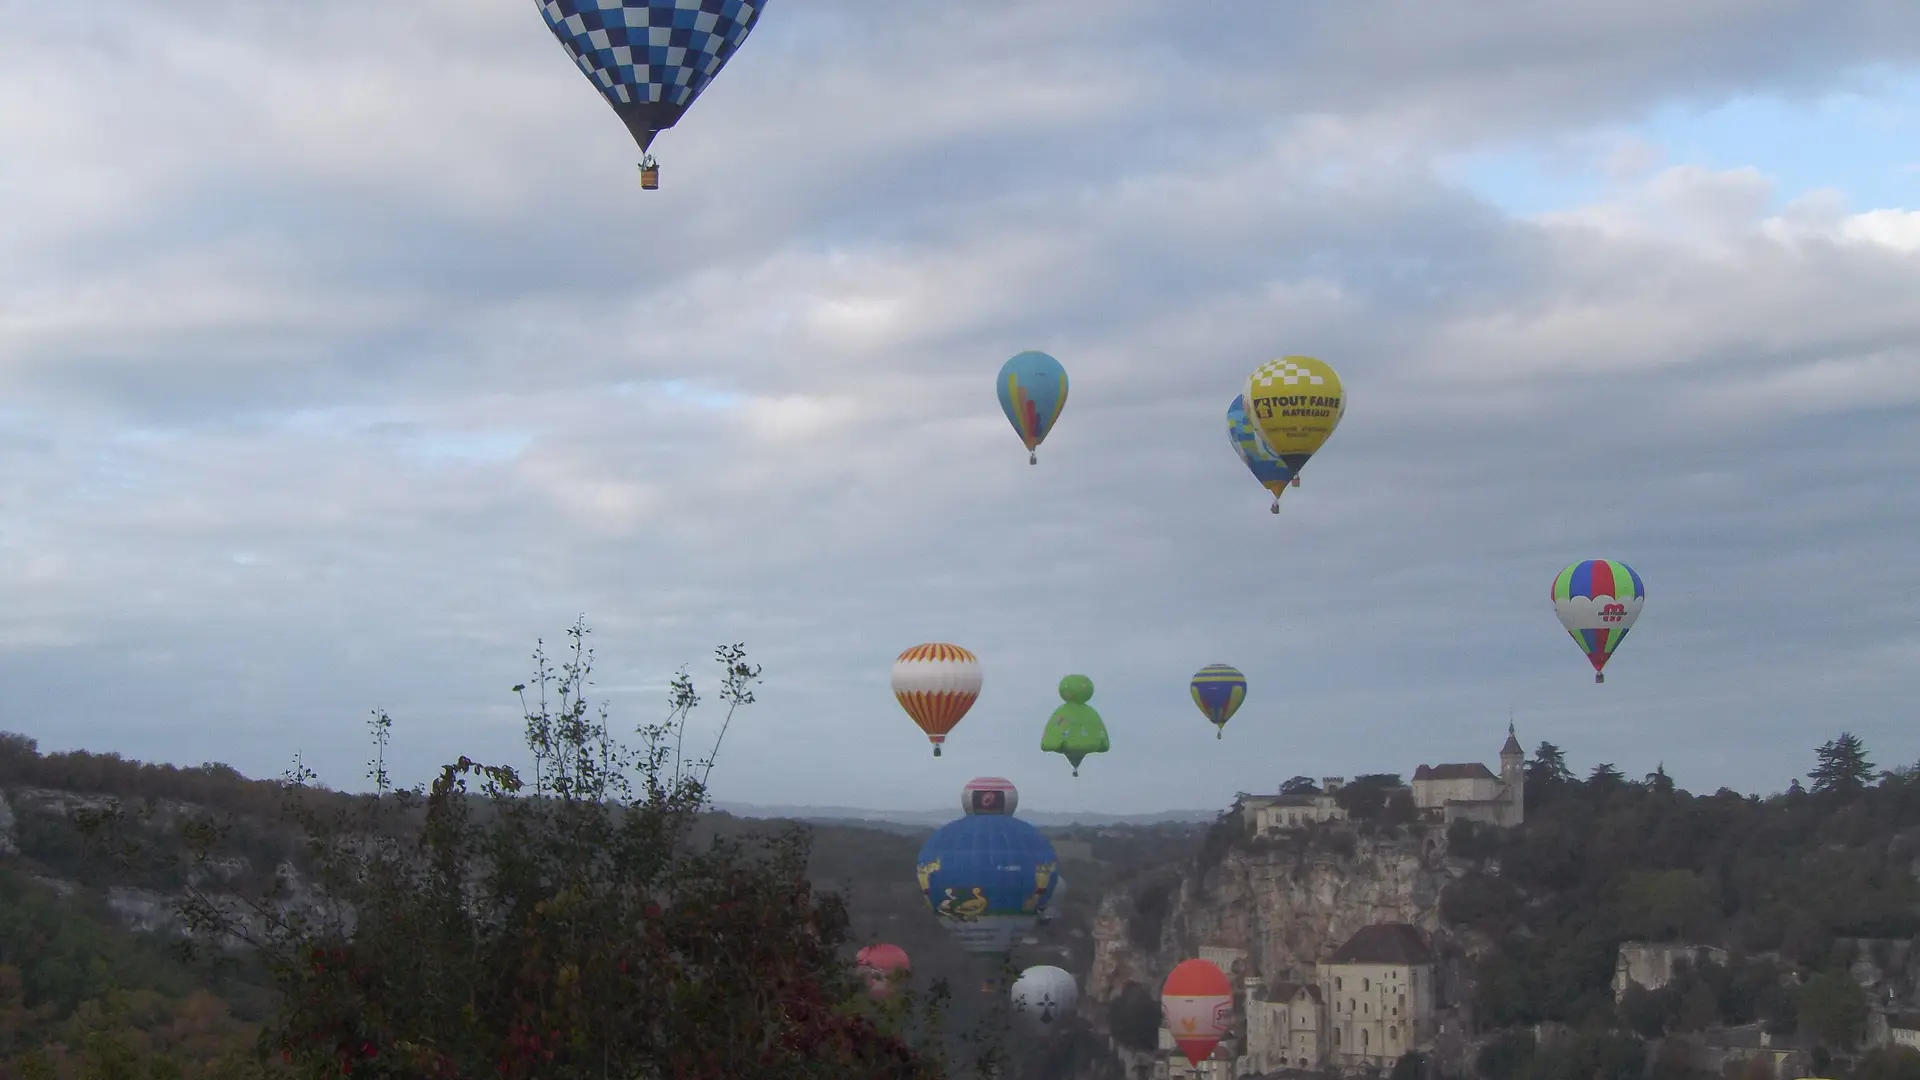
[711,801,1220,831]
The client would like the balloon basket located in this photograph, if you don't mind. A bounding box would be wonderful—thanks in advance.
[1270,501,1280,514]
[638,155,660,190]
[1029,452,1037,465]
[1595,673,1605,684]
[1291,475,1301,487]
[933,745,942,757]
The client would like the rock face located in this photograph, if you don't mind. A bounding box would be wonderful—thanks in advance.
[1091,829,1471,1005]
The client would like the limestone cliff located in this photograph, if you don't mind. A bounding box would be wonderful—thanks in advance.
[1091,828,1477,1005]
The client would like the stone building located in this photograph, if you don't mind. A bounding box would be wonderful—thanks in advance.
[1411,724,1526,828]
[1319,924,1439,1069]
[1242,981,1325,1073]
[1238,923,1439,1074]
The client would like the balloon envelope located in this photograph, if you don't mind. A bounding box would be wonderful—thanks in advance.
[892,644,982,755]
[1161,959,1233,1067]
[1551,559,1646,683]
[916,814,1058,956]
[1040,675,1109,777]
[1242,356,1346,481]
[962,776,1018,816]
[855,943,910,998]
[996,351,1069,461]
[1011,966,1079,1028]
[1227,394,1293,506]
[1190,664,1247,737]
[536,0,765,153]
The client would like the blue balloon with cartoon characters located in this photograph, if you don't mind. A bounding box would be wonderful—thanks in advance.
[915,807,1059,956]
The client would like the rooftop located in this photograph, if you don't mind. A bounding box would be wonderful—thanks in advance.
[1328,923,1435,966]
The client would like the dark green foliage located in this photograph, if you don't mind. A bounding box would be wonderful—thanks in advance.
[1106,982,1160,1052]
[1128,878,1173,951]
[1853,1045,1920,1080]
[1444,731,1920,1032]
[81,621,1008,1079]
[1811,732,1874,796]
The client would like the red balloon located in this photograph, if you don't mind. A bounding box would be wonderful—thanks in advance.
[855,943,911,998]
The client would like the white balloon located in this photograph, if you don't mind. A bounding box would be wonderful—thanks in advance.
[1010,965,1079,1028]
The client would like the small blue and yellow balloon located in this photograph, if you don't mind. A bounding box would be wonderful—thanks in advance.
[1227,395,1293,514]
[997,351,1069,465]
[1190,664,1246,740]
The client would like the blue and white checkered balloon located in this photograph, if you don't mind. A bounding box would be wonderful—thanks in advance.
[537,0,764,153]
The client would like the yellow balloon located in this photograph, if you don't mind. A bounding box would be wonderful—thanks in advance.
[1242,356,1346,483]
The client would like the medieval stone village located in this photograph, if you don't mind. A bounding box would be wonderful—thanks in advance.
[1090,728,1914,1080]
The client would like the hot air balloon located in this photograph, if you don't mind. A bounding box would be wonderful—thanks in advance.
[1551,559,1646,684]
[1243,356,1346,488]
[1227,394,1294,513]
[536,0,766,190]
[1161,959,1233,1068]
[855,943,911,999]
[892,643,982,756]
[915,792,1058,978]
[1038,870,1065,924]
[1040,675,1109,777]
[1011,966,1079,1029]
[996,351,1069,464]
[962,776,1019,816]
[1190,664,1246,740]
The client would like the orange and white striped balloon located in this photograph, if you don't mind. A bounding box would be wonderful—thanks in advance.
[891,643,982,757]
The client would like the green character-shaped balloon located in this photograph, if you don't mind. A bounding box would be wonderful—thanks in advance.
[1040,674,1110,777]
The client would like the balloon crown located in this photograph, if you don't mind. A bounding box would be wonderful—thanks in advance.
[1058,674,1093,703]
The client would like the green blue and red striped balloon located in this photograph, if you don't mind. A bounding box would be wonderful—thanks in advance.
[1550,559,1646,684]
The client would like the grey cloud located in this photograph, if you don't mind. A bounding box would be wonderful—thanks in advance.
[0,4,1915,813]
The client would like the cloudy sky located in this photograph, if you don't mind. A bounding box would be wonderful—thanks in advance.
[2,2,1918,817]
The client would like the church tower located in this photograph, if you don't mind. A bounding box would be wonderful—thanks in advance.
[1499,722,1526,826]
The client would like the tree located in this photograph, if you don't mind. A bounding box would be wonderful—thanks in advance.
[1619,870,1716,941]
[1810,733,1875,796]
[120,620,975,1080]
[1107,983,1161,1053]
[1529,742,1574,787]
[1798,970,1867,1049]
[1587,763,1625,794]
[1645,763,1676,796]
[1852,1046,1920,1080]
[1389,1051,1427,1080]
[1280,776,1319,795]
[1335,775,1403,822]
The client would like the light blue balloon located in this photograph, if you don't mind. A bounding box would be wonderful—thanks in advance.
[996,351,1069,464]
[1228,394,1294,512]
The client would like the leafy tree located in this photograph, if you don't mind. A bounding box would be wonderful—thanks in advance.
[1528,742,1574,787]
[1106,983,1161,1053]
[1617,870,1716,942]
[1797,969,1867,1049]
[1279,776,1319,795]
[1334,774,1403,822]
[1810,733,1875,796]
[1586,763,1624,794]
[1645,763,1676,796]
[98,620,982,1080]
[1852,1046,1920,1080]
[1389,1051,1427,1080]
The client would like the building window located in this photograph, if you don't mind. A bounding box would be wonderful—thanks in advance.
[1364,1002,1369,1014]
[1362,1029,1369,1048]
[1363,978,1370,991]
[1390,1025,1398,1040]
[1399,993,1406,1009]
[1336,977,1343,992]
[1334,1030,1341,1048]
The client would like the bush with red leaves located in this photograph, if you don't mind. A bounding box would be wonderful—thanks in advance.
[172,621,988,1080]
